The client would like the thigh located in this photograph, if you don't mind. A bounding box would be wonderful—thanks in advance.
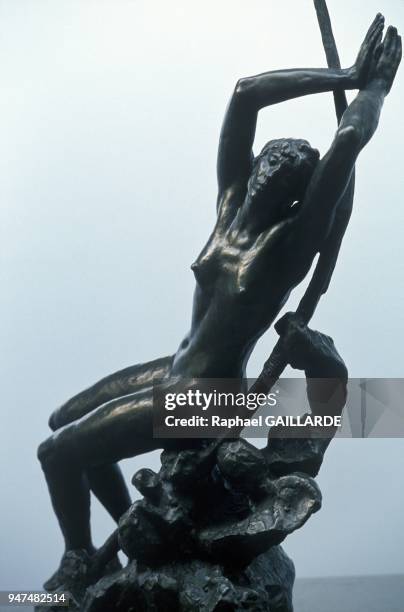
[57,387,163,468]
[50,355,173,430]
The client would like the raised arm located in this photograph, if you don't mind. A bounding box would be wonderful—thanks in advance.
[298,25,401,242]
[216,14,384,196]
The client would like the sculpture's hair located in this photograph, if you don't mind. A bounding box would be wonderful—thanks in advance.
[247,138,320,201]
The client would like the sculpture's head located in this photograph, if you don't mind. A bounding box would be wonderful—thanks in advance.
[246,138,320,224]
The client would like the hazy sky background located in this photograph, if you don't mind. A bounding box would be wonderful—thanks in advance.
[0,0,403,590]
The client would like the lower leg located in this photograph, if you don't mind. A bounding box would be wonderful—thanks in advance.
[86,464,131,523]
[38,439,94,553]
[40,388,160,554]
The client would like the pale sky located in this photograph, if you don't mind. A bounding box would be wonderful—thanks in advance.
[0,0,403,589]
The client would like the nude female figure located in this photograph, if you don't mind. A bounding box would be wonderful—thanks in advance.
[38,15,401,586]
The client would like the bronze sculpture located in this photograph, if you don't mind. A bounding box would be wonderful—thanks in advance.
[37,10,401,598]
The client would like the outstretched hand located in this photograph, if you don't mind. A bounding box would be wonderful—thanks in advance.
[368,25,402,94]
[351,13,385,88]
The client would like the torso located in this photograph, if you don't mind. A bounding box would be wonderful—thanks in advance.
[171,186,318,379]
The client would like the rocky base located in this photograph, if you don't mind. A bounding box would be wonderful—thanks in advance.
[37,437,325,612]
[82,545,294,612]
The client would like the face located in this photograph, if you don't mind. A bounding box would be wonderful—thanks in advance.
[247,139,320,222]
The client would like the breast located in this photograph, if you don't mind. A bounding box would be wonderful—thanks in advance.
[191,235,222,289]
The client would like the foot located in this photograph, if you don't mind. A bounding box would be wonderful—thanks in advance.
[43,549,92,593]
[44,549,122,593]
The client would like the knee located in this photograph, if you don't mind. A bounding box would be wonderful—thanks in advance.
[48,406,65,431]
[37,436,57,471]
[48,412,59,432]
[37,432,73,472]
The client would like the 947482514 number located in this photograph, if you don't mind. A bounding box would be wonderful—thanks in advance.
[0,592,70,607]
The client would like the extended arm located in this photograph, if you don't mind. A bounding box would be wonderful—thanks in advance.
[298,25,401,242]
[217,15,384,195]
[217,67,356,195]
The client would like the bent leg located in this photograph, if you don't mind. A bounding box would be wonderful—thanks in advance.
[47,357,173,532]
[38,387,161,553]
[49,355,173,430]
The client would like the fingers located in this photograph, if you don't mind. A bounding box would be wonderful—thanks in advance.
[366,13,385,43]
[369,21,384,54]
[374,42,383,63]
[384,25,397,56]
[377,25,400,63]
[382,25,402,71]
[396,35,403,66]
[369,23,402,93]
[366,13,383,37]
[361,15,384,69]
[391,28,402,59]
[391,30,402,61]
[391,33,402,76]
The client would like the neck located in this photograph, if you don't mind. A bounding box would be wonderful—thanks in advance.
[237,197,275,235]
